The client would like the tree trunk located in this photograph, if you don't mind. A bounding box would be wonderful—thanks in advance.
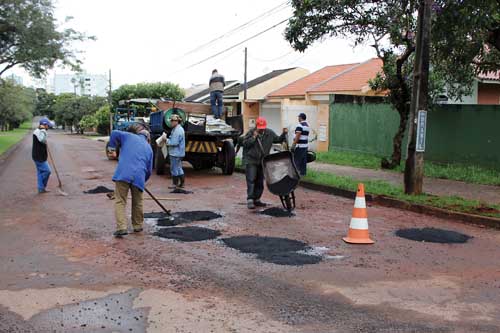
[381,107,409,169]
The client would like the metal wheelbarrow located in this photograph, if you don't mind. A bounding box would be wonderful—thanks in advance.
[262,151,300,211]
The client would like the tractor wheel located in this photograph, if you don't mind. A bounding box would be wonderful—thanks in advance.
[221,140,235,175]
[155,146,166,175]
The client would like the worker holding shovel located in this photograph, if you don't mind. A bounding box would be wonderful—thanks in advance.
[108,125,153,238]
[32,118,53,193]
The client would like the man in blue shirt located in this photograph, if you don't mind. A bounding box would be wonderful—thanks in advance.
[108,126,153,238]
[157,114,186,189]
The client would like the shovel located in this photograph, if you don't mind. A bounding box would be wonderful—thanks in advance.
[47,146,68,196]
[144,187,171,216]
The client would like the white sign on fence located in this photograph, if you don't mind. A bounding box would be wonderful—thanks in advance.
[416,110,427,152]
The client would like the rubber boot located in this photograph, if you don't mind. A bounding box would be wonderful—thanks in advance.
[178,175,185,188]
[168,176,178,189]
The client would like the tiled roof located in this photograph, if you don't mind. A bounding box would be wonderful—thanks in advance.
[478,71,500,81]
[223,68,298,96]
[267,63,359,97]
[184,80,238,102]
[308,58,383,93]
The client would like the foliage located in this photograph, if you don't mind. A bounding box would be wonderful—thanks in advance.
[0,121,31,154]
[317,149,500,186]
[0,0,93,78]
[34,88,56,118]
[285,0,500,170]
[52,94,106,134]
[94,104,111,135]
[112,82,185,105]
[303,170,500,218]
[0,79,35,130]
[79,114,98,131]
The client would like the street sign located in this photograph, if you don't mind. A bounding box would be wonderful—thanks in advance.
[416,110,427,152]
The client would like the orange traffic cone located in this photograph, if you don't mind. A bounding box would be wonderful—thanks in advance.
[343,183,374,244]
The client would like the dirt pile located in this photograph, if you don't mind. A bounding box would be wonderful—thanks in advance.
[395,228,472,243]
[222,236,322,266]
[154,227,221,242]
[83,186,114,194]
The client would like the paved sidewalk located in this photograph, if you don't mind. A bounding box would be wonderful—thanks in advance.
[309,162,500,205]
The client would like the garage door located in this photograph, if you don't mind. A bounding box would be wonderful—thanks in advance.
[260,102,282,134]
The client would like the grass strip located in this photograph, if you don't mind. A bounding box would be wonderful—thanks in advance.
[316,149,500,186]
[303,169,500,219]
[0,121,31,155]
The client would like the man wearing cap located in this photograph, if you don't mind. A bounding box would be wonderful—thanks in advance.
[292,113,309,176]
[156,114,186,189]
[209,69,225,119]
[32,117,53,193]
[108,124,153,238]
[240,117,288,209]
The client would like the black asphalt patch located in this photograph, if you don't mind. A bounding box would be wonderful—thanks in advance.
[260,207,294,217]
[170,188,193,194]
[144,212,169,219]
[83,186,114,194]
[145,211,222,227]
[395,227,472,243]
[222,236,322,266]
[154,226,221,242]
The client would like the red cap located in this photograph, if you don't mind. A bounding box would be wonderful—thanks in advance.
[256,117,267,129]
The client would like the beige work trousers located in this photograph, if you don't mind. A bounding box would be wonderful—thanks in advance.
[114,181,143,231]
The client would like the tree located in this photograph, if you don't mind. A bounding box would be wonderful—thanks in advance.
[112,82,185,105]
[53,94,106,134]
[0,0,93,78]
[79,114,97,132]
[94,104,111,135]
[285,0,500,171]
[34,88,56,118]
[0,80,35,130]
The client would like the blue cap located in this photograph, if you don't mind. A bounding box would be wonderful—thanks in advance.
[39,118,53,128]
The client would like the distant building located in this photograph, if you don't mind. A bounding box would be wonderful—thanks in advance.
[6,73,23,85]
[53,72,108,97]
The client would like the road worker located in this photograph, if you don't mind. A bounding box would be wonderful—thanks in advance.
[240,117,288,209]
[156,114,186,189]
[108,124,153,238]
[32,117,53,193]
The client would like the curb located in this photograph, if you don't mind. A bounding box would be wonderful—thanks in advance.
[235,167,500,229]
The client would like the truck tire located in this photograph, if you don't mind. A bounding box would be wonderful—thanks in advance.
[221,140,235,175]
[155,146,166,175]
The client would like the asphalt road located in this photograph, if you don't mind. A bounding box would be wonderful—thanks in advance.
[1,131,499,332]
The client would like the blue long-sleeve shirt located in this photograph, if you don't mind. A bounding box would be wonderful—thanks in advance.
[108,130,153,191]
[167,125,185,157]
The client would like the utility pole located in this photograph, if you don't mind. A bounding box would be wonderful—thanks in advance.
[404,0,432,195]
[244,47,248,101]
[108,69,112,135]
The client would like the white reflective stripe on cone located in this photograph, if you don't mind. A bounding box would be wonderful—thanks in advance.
[349,217,369,230]
[354,196,366,209]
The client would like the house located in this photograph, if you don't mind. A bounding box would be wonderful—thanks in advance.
[442,72,500,105]
[265,58,384,152]
[183,68,310,128]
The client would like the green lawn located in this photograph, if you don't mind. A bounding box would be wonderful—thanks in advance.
[303,170,500,219]
[0,122,32,155]
[316,149,500,186]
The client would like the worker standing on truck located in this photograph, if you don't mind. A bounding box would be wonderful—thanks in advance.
[108,125,153,238]
[32,117,53,194]
[240,117,288,209]
[156,114,186,189]
[209,69,225,119]
[292,113,309,176]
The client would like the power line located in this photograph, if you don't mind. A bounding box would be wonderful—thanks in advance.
[248,50,294,62]
[171,17,291,76]
[177,1,289,59]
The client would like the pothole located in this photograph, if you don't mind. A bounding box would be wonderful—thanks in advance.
[395,228,472,244]
[154,227,221,242]
[260,207,294,217]
[83,186,114,194]
[144,211,222,227]
[222,236,322,266]
[170,189,193,194]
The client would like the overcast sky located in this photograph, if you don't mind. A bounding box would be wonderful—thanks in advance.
[14,0,376,89]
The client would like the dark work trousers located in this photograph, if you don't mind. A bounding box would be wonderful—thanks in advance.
[245,163,264,201]
[294,147,308,176]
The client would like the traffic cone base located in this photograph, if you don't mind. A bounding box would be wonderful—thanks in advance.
[343,183,374,244]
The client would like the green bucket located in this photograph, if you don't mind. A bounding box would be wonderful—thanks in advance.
[163,108,187,128]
